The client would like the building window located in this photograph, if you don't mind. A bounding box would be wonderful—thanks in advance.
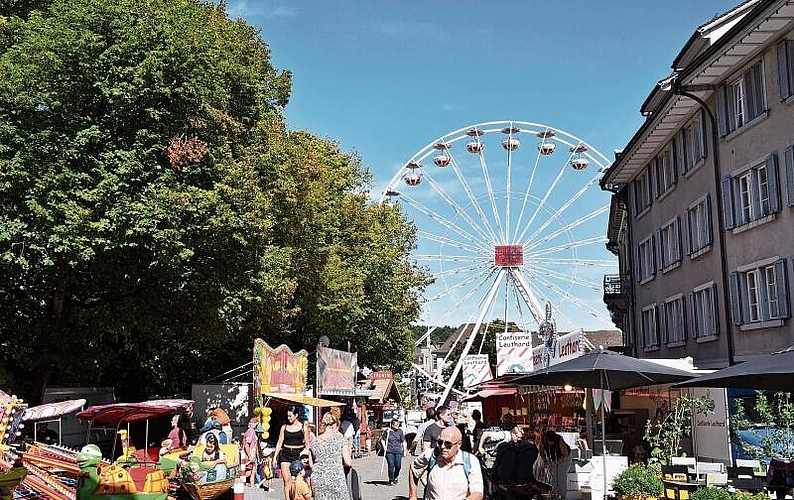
[655,145,676,197]
[678,111,707,175]
[635,235,656,282]
[641,304,659,349]
[722,154,780,229]
[716,60,765,136]
[686,195,712,254]
[663,295,686,345]
[632,167,653,214]
[729,258,790,326]
[659,217,681,269]
[777,39,794,100]
[691,283,719,339]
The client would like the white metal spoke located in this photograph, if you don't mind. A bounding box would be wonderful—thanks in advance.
[522,171,603,244]
[532,273,612,322]
[505,126,514,242]
[526,263,602,292]
[414,273,493,346]
[517,147,576,242]
[414,254,491,263]
[433,262,487,279]
[524,205,610,251]
[476,146,506,243]
[526,257,617,267]
[424,267,495,304]
[446,145,500,243]
[422,170,495,244]
[526,283,577,331]
[399,193,488,251]
[513,129,547,241]
[528,236,607,257]
[417,230,488,255]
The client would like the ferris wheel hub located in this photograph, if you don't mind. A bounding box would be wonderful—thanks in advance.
[494,245,524,267]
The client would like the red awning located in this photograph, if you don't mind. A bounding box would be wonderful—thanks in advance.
[463,387,516,401]
[76,399,193,425]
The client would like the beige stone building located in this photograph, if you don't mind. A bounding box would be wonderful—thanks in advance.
[602,0,794,368]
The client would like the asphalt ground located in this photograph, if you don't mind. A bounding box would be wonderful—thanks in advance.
[244,451,417,500]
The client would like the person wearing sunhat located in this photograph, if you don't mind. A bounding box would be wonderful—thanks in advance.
[289,459,312,500]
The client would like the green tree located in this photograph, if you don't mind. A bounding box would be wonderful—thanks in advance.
[0,0,426,402]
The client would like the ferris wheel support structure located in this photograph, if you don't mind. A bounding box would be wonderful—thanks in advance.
[438,268,505,406]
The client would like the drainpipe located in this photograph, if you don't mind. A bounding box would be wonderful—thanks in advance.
[666,84,735,366]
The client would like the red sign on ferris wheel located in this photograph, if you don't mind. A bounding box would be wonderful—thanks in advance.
[494,245,524,267]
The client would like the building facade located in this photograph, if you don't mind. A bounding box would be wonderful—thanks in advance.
[602,0,794,368]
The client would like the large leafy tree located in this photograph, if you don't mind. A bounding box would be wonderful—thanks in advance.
[0,0,426,402]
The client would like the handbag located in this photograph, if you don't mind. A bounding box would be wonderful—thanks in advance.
[376,429,389,456]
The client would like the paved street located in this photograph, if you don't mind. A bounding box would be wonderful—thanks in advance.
[244,452,415,500]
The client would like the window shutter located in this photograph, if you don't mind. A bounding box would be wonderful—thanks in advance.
[705,195,714,246]
[677,131,687,176]
[768,153,781,213]
[785,145,794,207]
[635,245,642,282]
[716,86,728,136]
[699,110,708,160]
[659,303,668,345]
[775,259,790,319]
[684,208,693,255]
[688,292,697,339]
[729,271,742,326]
[680,296,688,341]
[675,216,682,262]
[711,284,720,335]
[654,305,660,346]
[778,41,792,100]
[721,177,735,229]
[653,232,660,273]
[670,143,678,185]
[654,159,662,198]
[744,62,765,120]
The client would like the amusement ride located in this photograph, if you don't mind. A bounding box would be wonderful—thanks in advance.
[379,120,618,404]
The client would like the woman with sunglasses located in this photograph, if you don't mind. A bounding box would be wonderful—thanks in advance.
[274,405,308,500]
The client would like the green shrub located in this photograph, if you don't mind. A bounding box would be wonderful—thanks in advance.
[732,492,771,500]
[690,487,731,500]
[612,464,663,498]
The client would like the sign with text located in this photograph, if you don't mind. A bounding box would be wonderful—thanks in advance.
[496,332,534,376]
[462,354,493,388]
[531,330,582,370]
[691,387,731,463]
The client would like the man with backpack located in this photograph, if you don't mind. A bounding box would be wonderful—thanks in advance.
[408,426,483,500]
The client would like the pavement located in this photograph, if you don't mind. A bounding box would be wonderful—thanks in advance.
[243,451,416,500]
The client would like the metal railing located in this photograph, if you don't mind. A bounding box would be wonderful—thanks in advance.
[603,274,628,295]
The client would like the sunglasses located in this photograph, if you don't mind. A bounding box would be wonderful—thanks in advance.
[437,439,460,450]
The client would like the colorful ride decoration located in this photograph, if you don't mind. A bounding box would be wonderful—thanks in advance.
[77,444,168,500]
[0,391,27,500]
[252,340,308,404]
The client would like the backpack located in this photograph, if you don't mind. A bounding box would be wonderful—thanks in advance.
[491,441,519,483]
[513,441,539,484]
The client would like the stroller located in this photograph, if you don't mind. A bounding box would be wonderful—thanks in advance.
[480,441,553,500]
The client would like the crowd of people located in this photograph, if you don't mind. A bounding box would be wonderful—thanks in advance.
[133,402,570,500]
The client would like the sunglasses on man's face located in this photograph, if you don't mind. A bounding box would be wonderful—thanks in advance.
[437,439,460,450]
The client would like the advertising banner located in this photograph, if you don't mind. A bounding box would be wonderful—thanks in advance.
[531,330,583,370]
[253,339,308,396]
[691,387,731,463]
[462,354,493,388]
[316,346,358,396]
[496,332,534,376]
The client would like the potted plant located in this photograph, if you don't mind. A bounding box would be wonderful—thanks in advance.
[611,463,663,500]
[689,487,732,500]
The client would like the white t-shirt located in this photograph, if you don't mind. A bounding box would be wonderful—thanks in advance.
[411,448,483,500]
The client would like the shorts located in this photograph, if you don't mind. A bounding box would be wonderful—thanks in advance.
[279,447,302,464]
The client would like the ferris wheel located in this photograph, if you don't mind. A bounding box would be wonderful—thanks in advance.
[379,120,618,401]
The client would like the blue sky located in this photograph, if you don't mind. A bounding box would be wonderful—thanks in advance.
[222,0,741,332]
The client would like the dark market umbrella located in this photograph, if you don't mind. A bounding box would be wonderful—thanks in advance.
[511,349,697,494]
[675,345,794,391]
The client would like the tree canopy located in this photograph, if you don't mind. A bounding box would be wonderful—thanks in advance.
[0,0,428,402]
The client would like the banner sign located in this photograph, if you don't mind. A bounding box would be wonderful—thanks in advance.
[317,346,358,396]
[496,332,534,376]
[691,387,731,463]
[368,371,393,380]
[531,330,582,370]
[253,339,308,396]
[462,354,493,388]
